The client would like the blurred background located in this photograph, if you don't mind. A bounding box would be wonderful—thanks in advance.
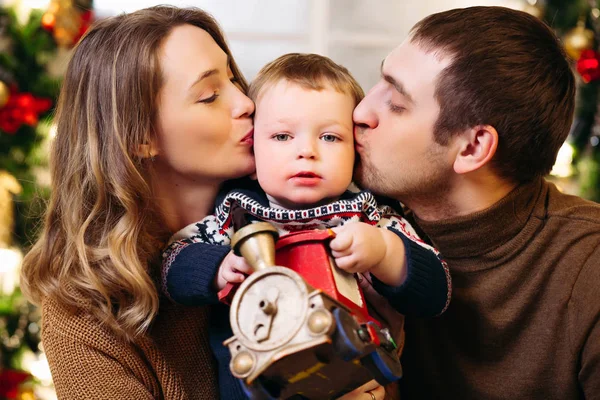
[0,0,597,398]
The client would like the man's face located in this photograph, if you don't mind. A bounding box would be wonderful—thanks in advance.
[353,40,455,207]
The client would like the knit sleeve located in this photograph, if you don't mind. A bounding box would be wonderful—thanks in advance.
[568,244,600,397]
[162,241,230,306]
[370,225,451,317]
[41,297,158,399]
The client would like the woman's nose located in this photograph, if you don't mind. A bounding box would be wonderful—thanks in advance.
[232,90,255,119]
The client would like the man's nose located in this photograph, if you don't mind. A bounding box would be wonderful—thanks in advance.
[353,95,378,131]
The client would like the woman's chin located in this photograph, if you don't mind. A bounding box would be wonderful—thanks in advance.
[232,163,256,179]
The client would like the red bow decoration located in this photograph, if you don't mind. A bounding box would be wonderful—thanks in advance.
[0,88,53,134]
[576,49,600,83]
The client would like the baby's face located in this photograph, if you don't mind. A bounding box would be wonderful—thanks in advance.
[253,79,355,209]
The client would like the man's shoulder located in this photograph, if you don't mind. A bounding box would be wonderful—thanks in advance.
[545,181,600,226]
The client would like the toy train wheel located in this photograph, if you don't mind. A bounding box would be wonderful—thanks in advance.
[332,307,374,361]
[332,308,403,385]
[360,347,403,385]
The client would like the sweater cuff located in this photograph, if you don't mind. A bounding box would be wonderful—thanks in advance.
[372,229,451,317]
[165,243,230,306]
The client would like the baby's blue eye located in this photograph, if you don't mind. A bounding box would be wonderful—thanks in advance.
[274,133,290,141]
[321,134,338,142]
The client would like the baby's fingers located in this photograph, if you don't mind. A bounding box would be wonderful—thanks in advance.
[221,268,246,283]
[334,255,359,273]
[232,257,253,274]
[329,229,353,254]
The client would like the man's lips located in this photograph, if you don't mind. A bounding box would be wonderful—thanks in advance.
[354,141,365,153]
[240,129,254,145]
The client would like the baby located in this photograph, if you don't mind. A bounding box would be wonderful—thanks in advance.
[161,53,451,400]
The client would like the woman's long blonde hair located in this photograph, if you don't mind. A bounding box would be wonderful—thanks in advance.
[20,6,248,340]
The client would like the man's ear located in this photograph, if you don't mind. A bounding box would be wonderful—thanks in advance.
[135,143,159,160]
[453,125,498,174]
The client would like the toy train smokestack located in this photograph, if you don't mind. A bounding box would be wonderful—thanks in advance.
[231,222,279,272]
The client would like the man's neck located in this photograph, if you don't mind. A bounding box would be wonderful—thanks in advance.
[151,167,221,232]
[408,172,517,222]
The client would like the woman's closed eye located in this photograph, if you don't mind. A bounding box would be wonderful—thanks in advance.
[198,77,241,104]
[197,91,219,104]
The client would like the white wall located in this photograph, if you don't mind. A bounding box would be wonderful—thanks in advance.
[94,0,523,91]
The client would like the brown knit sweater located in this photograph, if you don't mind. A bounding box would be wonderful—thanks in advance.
[400,179,600,399]
[41,295,218,399]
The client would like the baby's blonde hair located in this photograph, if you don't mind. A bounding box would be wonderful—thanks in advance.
[248,53,364,106]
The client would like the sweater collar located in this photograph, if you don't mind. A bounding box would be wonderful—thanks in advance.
[414,178,546,260]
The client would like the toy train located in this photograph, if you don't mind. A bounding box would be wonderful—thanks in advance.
[219,222,403,399]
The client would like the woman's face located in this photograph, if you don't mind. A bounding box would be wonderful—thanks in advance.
[153,24,255,183]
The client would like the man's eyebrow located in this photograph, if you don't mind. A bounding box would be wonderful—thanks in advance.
[380,59,415,104]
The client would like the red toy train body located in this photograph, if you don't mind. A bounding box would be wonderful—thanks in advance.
[219,222,402,399]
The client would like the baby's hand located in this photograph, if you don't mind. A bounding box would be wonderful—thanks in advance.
[214,251,253,291]
[329,222,387,274]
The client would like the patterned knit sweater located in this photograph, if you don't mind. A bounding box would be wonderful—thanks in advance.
[162,180,451,399]
[41,293,218,399]
[401,178,600,399]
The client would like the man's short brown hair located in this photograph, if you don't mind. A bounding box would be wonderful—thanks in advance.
[411,6,576,183]
[248,53,364,107]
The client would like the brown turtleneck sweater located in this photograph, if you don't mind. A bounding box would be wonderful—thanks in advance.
[400,179,600,399]
[41,295,218,399]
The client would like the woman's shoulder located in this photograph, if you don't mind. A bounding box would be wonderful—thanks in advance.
[41,294,131,352]
[41,295,217,398]
[41,293,211,344]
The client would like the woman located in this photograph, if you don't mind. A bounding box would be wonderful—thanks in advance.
[20,6,385,399]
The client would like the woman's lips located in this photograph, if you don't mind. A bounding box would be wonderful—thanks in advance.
[240,129,254,145]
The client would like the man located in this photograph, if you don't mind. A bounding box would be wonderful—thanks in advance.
[354,6,600,399]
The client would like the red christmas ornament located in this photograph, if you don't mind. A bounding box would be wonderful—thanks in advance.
[0,87,53,134]
[41,10,56,31]
[576,49,600,83]
[75,10,93,43]
[41,1,94,47]
[0,369,31,399]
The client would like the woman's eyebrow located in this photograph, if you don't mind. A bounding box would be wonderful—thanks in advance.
[189,69,219,90]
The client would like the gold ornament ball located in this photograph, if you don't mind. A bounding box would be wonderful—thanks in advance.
[523,3,544,19]
[0,81,9,108]
[564,22,595,60]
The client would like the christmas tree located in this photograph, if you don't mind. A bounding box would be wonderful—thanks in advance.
[0,1,92,399]
[538,0,600,201]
